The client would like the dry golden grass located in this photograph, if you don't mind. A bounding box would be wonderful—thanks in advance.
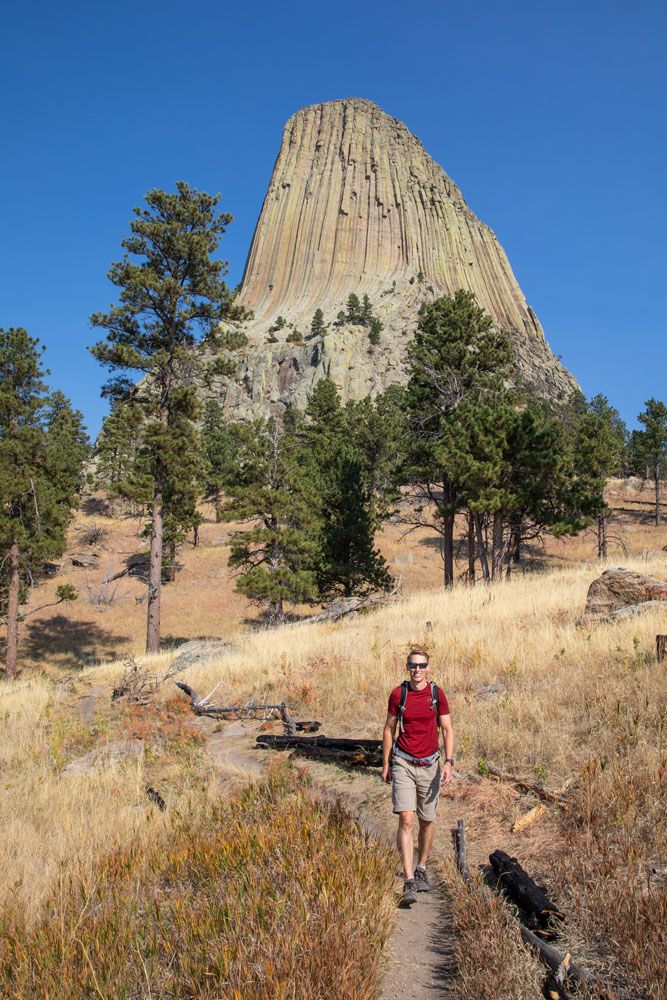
[2,484,666,997]
[13,478,667,673]
[0,765,395,999]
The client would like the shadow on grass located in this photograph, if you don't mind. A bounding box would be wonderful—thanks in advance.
[24,615,130,670]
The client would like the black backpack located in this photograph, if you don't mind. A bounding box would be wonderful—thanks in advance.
[396,680,440,734]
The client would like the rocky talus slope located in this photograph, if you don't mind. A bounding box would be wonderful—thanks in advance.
[214,98,576,418]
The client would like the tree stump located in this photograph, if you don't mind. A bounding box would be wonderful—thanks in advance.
[657,635,667,662]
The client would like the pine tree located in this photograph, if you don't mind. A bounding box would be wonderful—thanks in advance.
[404,290,512,587]
[360,294,373,326]
[201,399,238,521]
[90,182,244,651]
[565,393,627,557]
[310,309,326,338]
[0,328,87,676]
[95,401,142,505]
[346,293,362,324]
[636,398,667,525]
[221,419,320,624]
[300,380,393,599]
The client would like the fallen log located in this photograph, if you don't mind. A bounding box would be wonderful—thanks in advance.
[256,734,383,767]
[288,745,382,767]
[490,850,565,930]
[486,764,570,807]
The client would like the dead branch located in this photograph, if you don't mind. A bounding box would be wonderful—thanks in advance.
[520,925,629,1000]
[256,734,381,766]
[284,579,402,629]
[486,765,570,807]
[175,681,320,731]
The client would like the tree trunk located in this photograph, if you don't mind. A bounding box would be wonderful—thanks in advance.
[443,512,455,589]
[474,513,491,581]
[146,475,164,653]
[467,511,476,584]
[193,524,199,547]
[491,512,504,580]
[597,514,608,559]
[5,540,20,678]
[655,464,661,526]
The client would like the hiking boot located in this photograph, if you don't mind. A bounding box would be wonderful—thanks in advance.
[399,878,417,907]
[414,865,431,892]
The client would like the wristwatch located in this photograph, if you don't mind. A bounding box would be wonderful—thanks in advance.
[444,758,455,766]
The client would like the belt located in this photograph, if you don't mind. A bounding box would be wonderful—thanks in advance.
[392,747,440,768]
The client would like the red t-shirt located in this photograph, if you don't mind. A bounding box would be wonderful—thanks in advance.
[388,683,450,758]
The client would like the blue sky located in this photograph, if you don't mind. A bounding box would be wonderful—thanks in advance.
[2,0,665,435]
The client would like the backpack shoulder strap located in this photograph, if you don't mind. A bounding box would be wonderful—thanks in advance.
[430,681,439,712]
[397,680,410,732]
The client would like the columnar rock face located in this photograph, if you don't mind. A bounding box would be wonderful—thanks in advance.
[217,98,576,418]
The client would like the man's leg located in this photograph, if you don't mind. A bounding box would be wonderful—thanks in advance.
[397,811,415,879]
[417,817,435,867]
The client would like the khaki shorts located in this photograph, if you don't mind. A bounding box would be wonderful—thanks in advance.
[391,755,441,821]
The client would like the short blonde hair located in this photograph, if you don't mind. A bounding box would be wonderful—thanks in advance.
[406,648,429,664]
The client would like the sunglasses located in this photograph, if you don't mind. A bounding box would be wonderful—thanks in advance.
[408,663,428,671]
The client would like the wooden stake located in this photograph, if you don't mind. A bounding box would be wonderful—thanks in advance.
[657,635,667,662]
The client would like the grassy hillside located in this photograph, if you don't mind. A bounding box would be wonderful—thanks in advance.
[1,547,666,996]
[13,477,667,673]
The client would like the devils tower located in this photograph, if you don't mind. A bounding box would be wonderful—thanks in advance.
[218,98,576,417]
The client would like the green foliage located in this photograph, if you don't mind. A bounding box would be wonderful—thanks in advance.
[634,398,667,523]
[208,327,248,351]
[90,183,244,645]
[368,317,382,345]
[0,328,88,670]
[201,399,238,520]
[300,380,394,600]
[268,315,286,334]
[334,310,347,327]
[309,308,326,338]
[220,419,320,623]
[346,294,362,324]
[286,329,303,344]
[94,401,142,499]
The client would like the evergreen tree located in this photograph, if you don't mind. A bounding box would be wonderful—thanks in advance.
[636,398,667,524]
[0,328,87,676]
[316,449,392,599]
[300,379,393,599]
[90,182,244,652]
[346,293,362,324]
[201,399,238,521]
[360,294,373,325]
[310,309,326,338]
[95,401,142,504]
[565,393,627,557]
[221,419,320,624]
[368,317,382,345]
[404,290,512,587]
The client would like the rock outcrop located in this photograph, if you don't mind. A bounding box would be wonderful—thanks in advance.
[582,567,667,622]
[215,98,577,419]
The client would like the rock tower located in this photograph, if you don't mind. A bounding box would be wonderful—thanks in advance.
[217,98,576,417]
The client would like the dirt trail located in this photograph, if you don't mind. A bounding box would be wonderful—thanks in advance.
[198,717,457,998]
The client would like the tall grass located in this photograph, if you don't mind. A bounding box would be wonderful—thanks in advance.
[0,765,395,999]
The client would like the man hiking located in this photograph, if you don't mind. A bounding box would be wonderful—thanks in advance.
[382,649,454,906]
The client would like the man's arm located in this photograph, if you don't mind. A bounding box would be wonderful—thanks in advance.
[381,713,397,783]
[439,713,454,786]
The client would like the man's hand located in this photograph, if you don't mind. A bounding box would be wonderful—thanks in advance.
[381,764,392,783]
[440,762,452,788]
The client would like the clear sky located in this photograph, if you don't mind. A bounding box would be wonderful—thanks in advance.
[2,0,665,436]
